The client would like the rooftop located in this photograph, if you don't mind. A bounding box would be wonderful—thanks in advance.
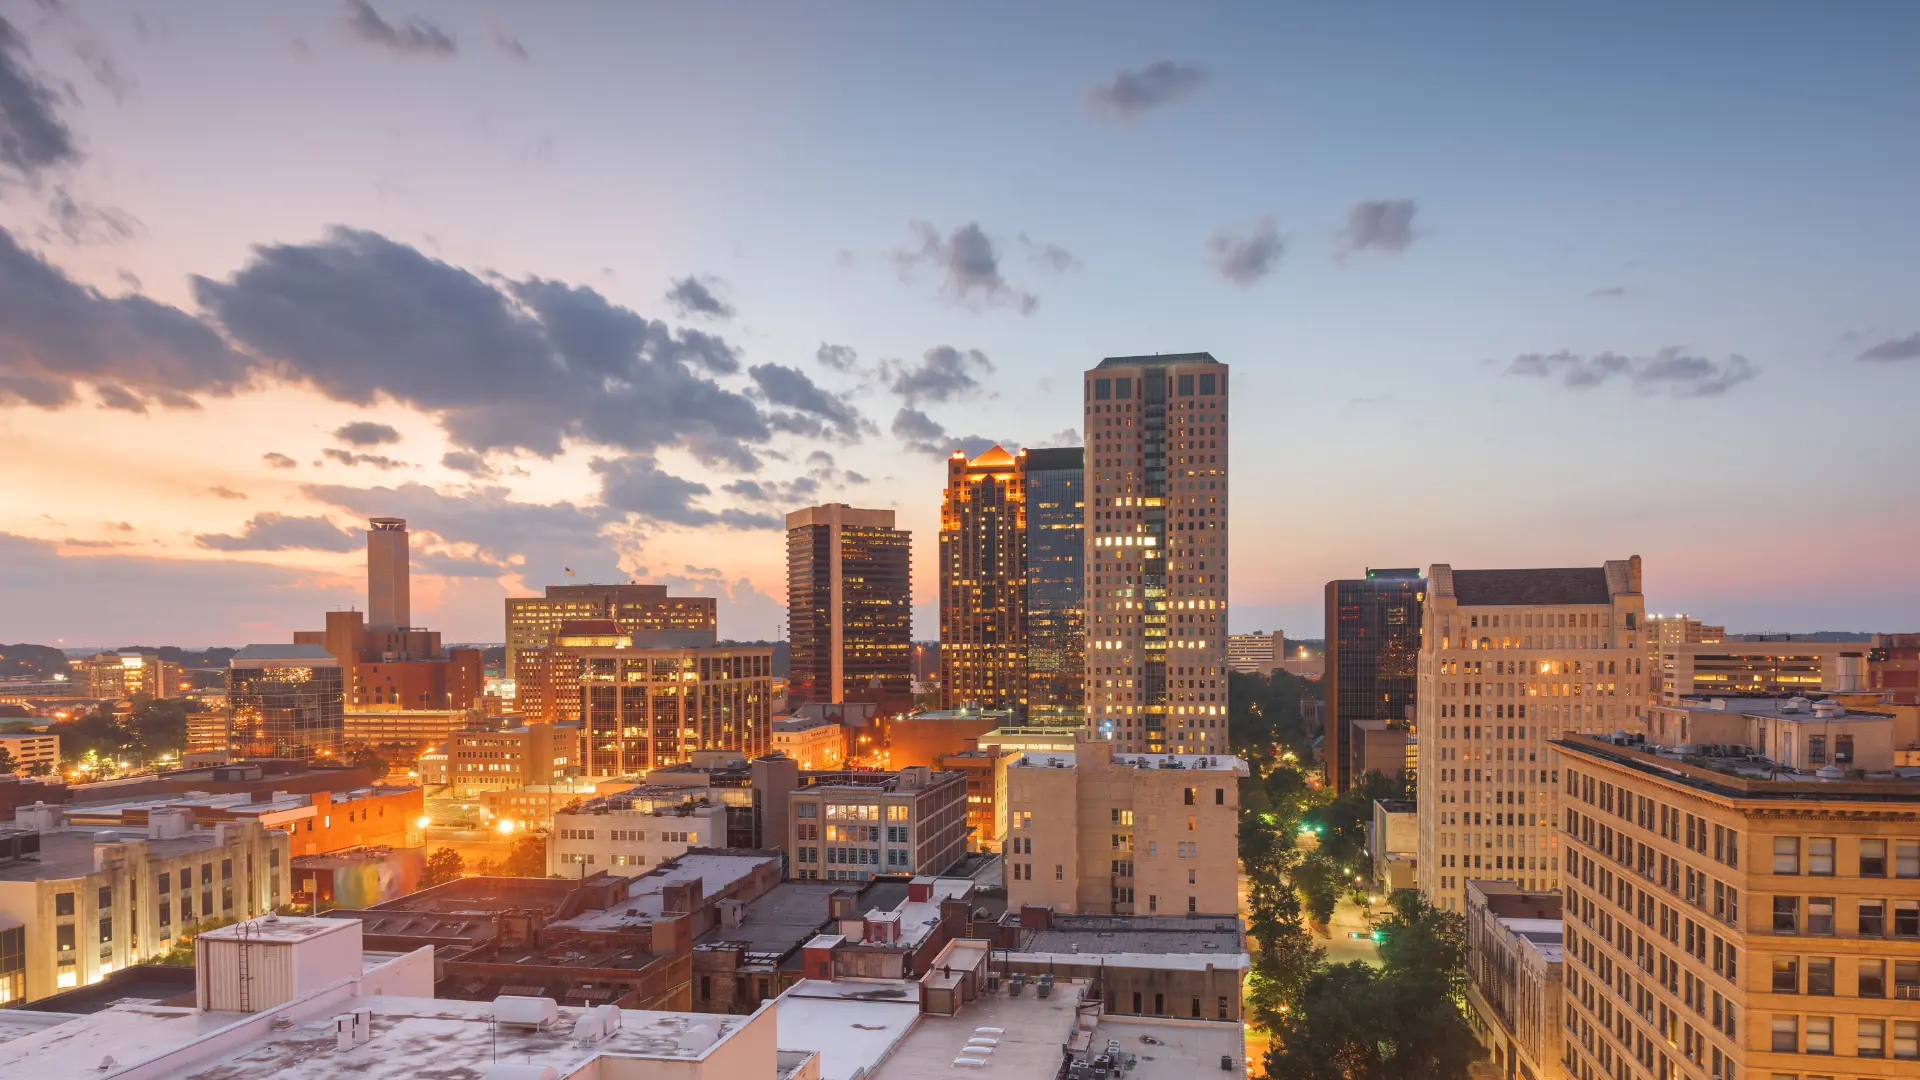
[229,643,339,664]
[1090,1015,1248,1080]
[1019,915,1245,962]
[1663,695,1893,723]
[0,827,228,882]
[694,881,841,958]
[1095,352,1220,369]
[199,914,351,945]
[1008,750,1249,775]
[773,715,841,733]
[774,979,921,1080]
[15,965,195,1014]
[1557,733,1920,801]
[548,852,778,932]
[1449,567,1613,607]
[869,979,1086,1080]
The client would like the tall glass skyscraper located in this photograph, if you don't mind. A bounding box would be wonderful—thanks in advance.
[1323,569,1423,792]
[786,504,913,713]
[1024,446,1084,721]
[226,644,346,759]
[940,445,1028,711]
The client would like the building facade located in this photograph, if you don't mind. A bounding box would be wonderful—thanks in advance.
[786,504,913,711]
[504,583,718,688]
[940,445,1029,713]
[1415,558,1649,912]
[1557,731,1920,1080]
[1324,569,1424,793]
[1025,446,1085,723]
[550,789,727,876]
[446,722,578,797]
[1226,632,1284,675]
[81,653,183,701]
[1869,634,1920,705]
[1658,640,1869,703]
[0,733,57,774]
[365,516,411,630]
[771,716,844,770]
[1464,880,1564,1080]
[1003,739,1246,917]
[226,644,346,759]
[1083,354,1229,755]
[787,766,968,882]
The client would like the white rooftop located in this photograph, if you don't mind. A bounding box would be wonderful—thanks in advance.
[548,852,776,932]
[869,977,1087,1080]
[774,979,921,1080]
[199,914,352,945]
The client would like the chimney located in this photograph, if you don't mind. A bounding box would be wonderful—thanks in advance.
[908,876,935,903]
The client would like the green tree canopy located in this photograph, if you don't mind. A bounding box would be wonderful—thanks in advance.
[423,847,465,887]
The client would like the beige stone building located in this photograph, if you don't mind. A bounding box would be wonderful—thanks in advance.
[1083,354,1229,755]
[1465,879,1565,1080]
[1415,558,1649,912]
[1658,640,1869,703]
[444,721,577,797]
[1557,729,1920,1080]
[1003,738,1245,917]
[771,715,844,770]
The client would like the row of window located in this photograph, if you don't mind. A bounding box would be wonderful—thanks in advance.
[1769,1015,1920,1059]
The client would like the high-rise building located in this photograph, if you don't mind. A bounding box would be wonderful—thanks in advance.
[504,584,717,688]
[80,652,184,700]
[1083,353,1228,754]
[939,445,1028,712]
[226,644,347,759]
[1226,631,1284,675]
[1557,724,1920,1080]
[1415,557,1648,912]
[1323,569,1424,793]
[365,517,411,630]
[786,504,912,712]
[1025,446,1086,722]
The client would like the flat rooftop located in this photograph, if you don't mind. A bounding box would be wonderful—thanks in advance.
[869,977,1087,1080]
[548,852,777,932]
[199,915,352,945]
[1665,695,1893,722]
[1020,915,1246,964]
[0,828,226,881]
[775,979,922,1080]
[1009,750,1249,775]
[1093,1016,1248,1080]
[695,881,840,957]
[1557,734,1920,800]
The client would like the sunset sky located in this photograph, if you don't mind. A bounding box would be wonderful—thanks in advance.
[2,2,1917,647]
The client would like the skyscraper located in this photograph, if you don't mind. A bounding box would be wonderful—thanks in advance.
[1083,353,1229,754]
[1323,569,1424,793]
[504,583,717,687]
[787,504,912,711]
[940,445,1028,711]
[1414,556,1648,912]
[1024,446,1085,722]
[226,644,346,758]
[365,517,411,630]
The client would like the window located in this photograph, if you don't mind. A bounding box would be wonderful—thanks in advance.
[1860,1019,1885,1058]
[1773,1016,1798,1053]
[1775,837,1801,875]
[1806,1016,1833,1055]
[1218,997,1229,1020]
[1896,959,1920,998]
[1183,788,1195,805]
[1808,898,1835,935]
[1861,839,1888,877]
[1861,899,1886,936]
[1859,960,1885,998]
[1806,957,1833,996]
[1897,900,1920,937]
[56,925,74,953]
[1774,896,1800,934]
[1898,841,1920,879]
[1148,894,1158,913]
[98,886,111,908]
[55,893,74,917]
[1772,957,1799,993]
[1055,864,1063,881]
[1809,838,1835,876]
[1895,1020,1919,1060]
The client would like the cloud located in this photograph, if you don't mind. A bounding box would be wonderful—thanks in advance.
[894,220,1038,315]
[1858,332,1920,362]
[440,450,496,477]
[591,455,781,529]
[96,383,146,413]
[196,512,361,553]
[815,343,859,373]
[664,275,735,320]
[342,0,456,58]
[207,486,247,500]
[48,188,140,245]
[1503,348,1760,397]
[262,451,298,469]
[1047,427,1081,446]
[1018,233,1079,273]
[1590,286,1626,298]
[1337,200,1418,258]
[304,480,624,584]
[722,475,820,504]
[0,14,78,181]
[881,345,994,405]
[1086,60,1209,120]
[748,363,865,439]
[485,16,528,62]
[321,448,405,469]
[1208,215,1282,285]
[334,420,401,446]
[889,407,1015,459]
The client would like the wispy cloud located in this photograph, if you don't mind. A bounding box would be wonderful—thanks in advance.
[1086,60,1209,120]
[1208,215,1282,285]
[1858,332,1920,362]
[894,221,1038,315]
[1503,348,1759,398]
[342,0,456,59]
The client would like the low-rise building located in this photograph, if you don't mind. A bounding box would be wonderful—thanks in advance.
[0,733,57,774]
[63,784,424,856]
[788,766,969,882]
[551,786,730,876]
[1347,717,1410,783]
[79,652,184,701]
[1370,797,1417,890]
[793,876,979,981]
[933,747,1009,851]
[990,908,1247,1022]
[772,715,845,770]
[1003,739,1246,917]
[1227,631,1284,675]
[869,707,1012,769]
[478,779,604,829]
[689,880,844,1014]
[292,845,425,908]
[1659,639,1869,702]
[1870,632,1920,705]
[342,707,481,749]
[1463,880,1563,1080]
[446,720,577,797]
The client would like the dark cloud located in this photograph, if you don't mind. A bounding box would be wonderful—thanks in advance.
[485,16,528,62]
[684,431,763,474]
[722,476,820,504]
[196,513,361,553]
[334,420,402,446]
[881,346,993,405]
[440,450,496,477]
[0,14,77,181]
[664,275,735,320]
[96,383,146,413]
[894,221,1038,315]
[0,373,72,407]
[1858,332,1920,362]
[1086,60,1209,120]
[1590,286,1626,298]
[1503,348,1759,398]
[1208,216,1282,285]
[262,451,298,469]
[342,0,455,58]
[190,227,764,457]
[304,480,624,583]
[322,448,405,469]
[591,455,780,529]
[1337,199,1418,258]
[815,343,859,372]
[889,407,1015,459]
[207,486,247,500]
[748,363,865,439]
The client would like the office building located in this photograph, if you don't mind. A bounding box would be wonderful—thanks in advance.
[504,582,718,688]
[770,715,844,770]
[1025,446,1086,721]
[79,652,183,701]
[444,721,578,797]
[225,644,346,759]
[365,515,411,629]
[1645,614,1724,675]
[0,733,57,774]
[1324,569,1424,793]
[1558,726,1920,1080]
[1226,631,1284,675]
[1463,880,1563,1080]
[550,787,728,876]
[1083,353,1229,754]
[64,784,422,857]
[940,444,1029,712]
[1415,557,1648,912]
[1003,738,1246,916]
[787,766,968,882]
[0,809,288,1002]
[931,747,1008,851]
[1371,798,1418,890]
[786,504,913,711]
[1658,639,1868,702]
[342,707,478,749]
[1870,633,1920,705]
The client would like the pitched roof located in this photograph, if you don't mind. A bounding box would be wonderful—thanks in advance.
[1451,568,1612,607]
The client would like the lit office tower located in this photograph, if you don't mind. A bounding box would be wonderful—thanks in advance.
[365,517,410,630]
[226,644,347,758]
[787,504,913,712]
[939,446,1029,711]
[1024,446,1085,722]
[504,584,717,687]
[1083,353,1228,754]
[1415,557,1649,913]
[1323,569,1424,794]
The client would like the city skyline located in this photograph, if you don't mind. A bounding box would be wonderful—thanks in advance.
[3,3,1919,646]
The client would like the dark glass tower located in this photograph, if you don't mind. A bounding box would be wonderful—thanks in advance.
[1323,568,1424,792]
[226,644,346,759]
[786,505,913,712]
[1024,446,1085,721]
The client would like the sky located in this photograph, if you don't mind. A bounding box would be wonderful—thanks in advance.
[1,1,1917,648]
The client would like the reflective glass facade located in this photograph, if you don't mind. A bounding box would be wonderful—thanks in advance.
[1323,569,1423,792]
[1025,446,1085,721]
[226,661,345,758]
[787,506,913,711]
[940,446,1028,712]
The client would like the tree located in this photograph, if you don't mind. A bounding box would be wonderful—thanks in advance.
[126,695,190,759]
[1375,889,1468,999]
[1265,960,1480,1080]
[0,748,15,774]
[423,847,465,887]
[1292,850,1344,926]
[503,833,549,877]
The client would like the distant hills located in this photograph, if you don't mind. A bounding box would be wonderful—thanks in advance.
[0,643,71,681]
